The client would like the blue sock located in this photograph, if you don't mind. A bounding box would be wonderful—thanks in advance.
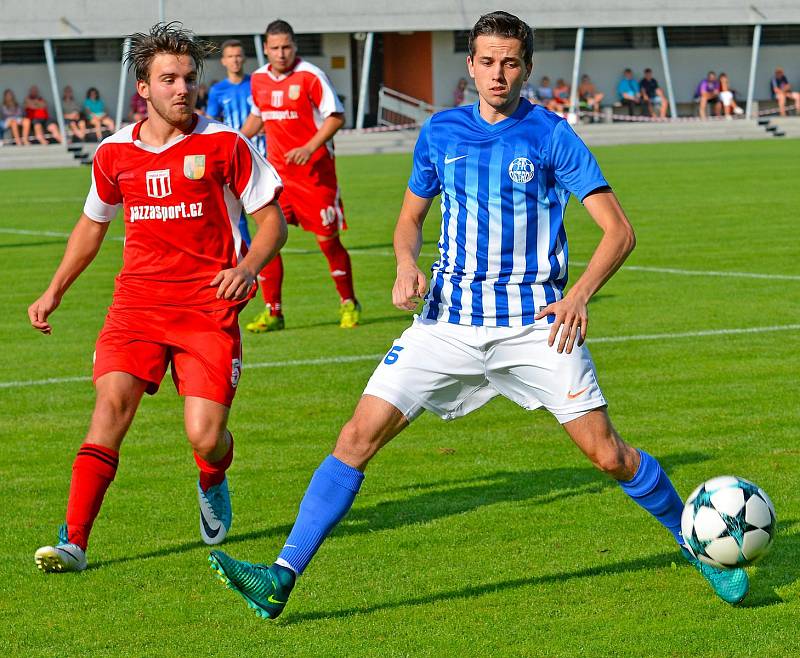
[277,455,364,574]
[238,212,252,247]
[618,450,684,545]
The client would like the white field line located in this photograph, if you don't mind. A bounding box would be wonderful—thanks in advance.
[3,227,799,281]
[3,324,798,390]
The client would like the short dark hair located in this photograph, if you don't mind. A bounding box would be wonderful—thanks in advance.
[220,39,245,54]
[125,22,216,83]
[644,67,652,74]
[468,11,533,67]
[265,19,295,42]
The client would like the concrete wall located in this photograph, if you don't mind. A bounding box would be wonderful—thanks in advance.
[431,31,800,107]
[0,33,355,126]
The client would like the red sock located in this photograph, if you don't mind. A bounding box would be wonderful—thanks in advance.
[319,236,356,302]
[258,253,283,313]
[66,443,119,550]
[195,433,234,492]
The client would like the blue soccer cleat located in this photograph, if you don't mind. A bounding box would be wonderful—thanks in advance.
[198,477,232,545]
[209,550,295,619]
[681,546,749,605]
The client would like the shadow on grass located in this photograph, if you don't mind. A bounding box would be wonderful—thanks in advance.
[92,451,708,569]
[286,551,679,623]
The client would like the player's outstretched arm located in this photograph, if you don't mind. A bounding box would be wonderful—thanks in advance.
[285,113,345,165]
[28,214,110,334]
[211,202,288,301]
[535,189,635,353]
[240,114,264,140]
[392,188,433,311]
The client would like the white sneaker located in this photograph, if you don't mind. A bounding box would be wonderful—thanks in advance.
[734,106,744,115]
[198,477,232,545]
[35,524,87,573]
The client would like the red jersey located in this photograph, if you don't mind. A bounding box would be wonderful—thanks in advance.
[83,114,282,310]
[250,58,344,175]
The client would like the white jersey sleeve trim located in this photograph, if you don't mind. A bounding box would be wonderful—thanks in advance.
[237,135,284,214]
[83,150,121,222]
[295,60,344,118]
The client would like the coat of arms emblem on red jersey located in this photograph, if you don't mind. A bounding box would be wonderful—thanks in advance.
[183,155,205,180]
[288,84,301,101]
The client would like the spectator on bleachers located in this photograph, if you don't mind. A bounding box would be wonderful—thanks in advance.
[22,85,62,145]
[129,90,148,122]
[196,83,209,114]
[453,77,468,106]
[61,86,87,142]
[718,73,744,119]
[640,68,668,119]
[2,89,24,146]
[83,87,115,141]
[578,74,604,117]
[520,81,537,104]
[695,71,721,119]
[770,67,800,117]
[552,78,571,113]
[617,68,642,116]
[535,76,559,111]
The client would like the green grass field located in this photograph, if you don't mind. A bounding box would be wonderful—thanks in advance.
[1,140,798,657]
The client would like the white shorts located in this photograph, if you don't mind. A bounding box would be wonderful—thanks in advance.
[363,317,607,425]
[719,91,734,107]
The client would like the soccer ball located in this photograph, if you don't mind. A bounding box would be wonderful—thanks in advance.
[681,475,776,569]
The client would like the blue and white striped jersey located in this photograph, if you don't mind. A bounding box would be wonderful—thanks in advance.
[409,100,608,327]
[207,75,266,157]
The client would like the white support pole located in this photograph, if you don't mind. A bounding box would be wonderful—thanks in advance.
[656,26,677,119]
[43,39,67,149]
[746,24,762,120]
[568,27,584,122]
[355,32,374,130]
[158,0,165,23]
[115,37,132,130]
[254,34,265,68]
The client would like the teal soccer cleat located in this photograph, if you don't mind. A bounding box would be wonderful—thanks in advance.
[34,523,87,573]
[209,550,296,619]
[681,547,749,605]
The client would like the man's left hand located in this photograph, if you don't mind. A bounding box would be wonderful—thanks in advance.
[534,294,589,354]
[211,267,256,300]
[285,146,313,165]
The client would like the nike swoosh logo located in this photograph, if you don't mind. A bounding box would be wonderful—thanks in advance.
[200,511,222,539]
[567,386,590,399]
[267,594,288,605]
[444,154,467,164]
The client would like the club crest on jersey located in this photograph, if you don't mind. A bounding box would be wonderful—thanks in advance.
[288,84,301,101]
[145,169,172,198]
[183,155,205,180]
[271,90,284,107]
[508,157,535,184]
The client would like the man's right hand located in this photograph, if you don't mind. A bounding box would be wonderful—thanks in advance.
[392,264,428,311]
[28,290,61,334]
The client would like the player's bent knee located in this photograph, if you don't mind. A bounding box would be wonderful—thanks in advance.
[335,419,383,466]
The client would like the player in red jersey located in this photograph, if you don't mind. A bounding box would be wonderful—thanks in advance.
[241,19,361,332]
[28,23,288,573]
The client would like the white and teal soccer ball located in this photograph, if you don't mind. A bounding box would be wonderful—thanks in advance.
[681,476,776,569]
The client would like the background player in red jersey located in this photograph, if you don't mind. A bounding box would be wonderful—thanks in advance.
[28,23,288,573]
[241,19,361,331]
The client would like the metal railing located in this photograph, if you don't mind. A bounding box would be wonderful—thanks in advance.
[377,86,441,127]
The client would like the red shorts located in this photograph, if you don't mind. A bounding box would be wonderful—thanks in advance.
[93,305,242,406]
[277,157,347,237]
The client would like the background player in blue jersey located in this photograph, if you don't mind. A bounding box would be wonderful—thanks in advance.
[209,11,749,617]
[207,39,267,245]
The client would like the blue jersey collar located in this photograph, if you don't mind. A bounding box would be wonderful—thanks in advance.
[471,99,532,132]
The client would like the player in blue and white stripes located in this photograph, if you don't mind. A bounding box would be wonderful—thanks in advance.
[206,39,267,245]
[209,12,749,617]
